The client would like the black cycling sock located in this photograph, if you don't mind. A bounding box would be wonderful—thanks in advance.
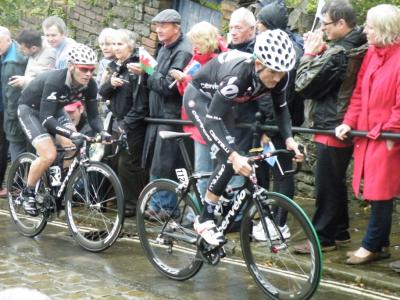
[199,197,217,223]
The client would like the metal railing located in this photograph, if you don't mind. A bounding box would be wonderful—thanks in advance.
[144,117,400,140]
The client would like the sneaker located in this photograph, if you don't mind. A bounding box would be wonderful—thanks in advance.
[252,217,291,241]
[21,190,39,217]
[194,216,226,246]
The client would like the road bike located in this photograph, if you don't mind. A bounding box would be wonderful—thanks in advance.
[7,135,125,252]
[136,131,322,300]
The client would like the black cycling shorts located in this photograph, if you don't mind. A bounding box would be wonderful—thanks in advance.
[18,104,74,147]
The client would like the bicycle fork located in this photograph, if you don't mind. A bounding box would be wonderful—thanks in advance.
[253,189,289,252]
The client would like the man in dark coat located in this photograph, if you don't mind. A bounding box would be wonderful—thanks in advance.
[0,64,9,197]
[0,26,27,162]
[141,9,192,217]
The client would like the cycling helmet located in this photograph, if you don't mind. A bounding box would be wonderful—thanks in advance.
[253,29,296,72]
[67,43,97,65]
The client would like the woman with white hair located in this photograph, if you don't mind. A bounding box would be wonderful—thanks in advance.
[96,27,116,87]
[336,4,400,265]
[98,29,148,217]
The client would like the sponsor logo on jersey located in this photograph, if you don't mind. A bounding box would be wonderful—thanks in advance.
[46,92,57,101]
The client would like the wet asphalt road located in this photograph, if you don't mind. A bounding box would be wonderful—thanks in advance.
[0,210,397,300]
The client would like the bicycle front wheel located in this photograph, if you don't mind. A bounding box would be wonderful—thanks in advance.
[65,161,124,252]
[7,153,47,237]
[240,191,322,300]
[136,179,203,281]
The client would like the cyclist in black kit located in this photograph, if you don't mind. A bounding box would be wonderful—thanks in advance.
[17,43,111,216]
[183,29,303,245]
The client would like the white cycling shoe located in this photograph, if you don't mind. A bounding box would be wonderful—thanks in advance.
[194,216,226,246]
[252,217,291,241]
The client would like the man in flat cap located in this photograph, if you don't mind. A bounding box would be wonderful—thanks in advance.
[140,9,192,218]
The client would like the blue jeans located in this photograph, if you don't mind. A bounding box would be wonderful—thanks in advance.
[148,175,177,213]
[362,199,394,252]
[194,141,213,199]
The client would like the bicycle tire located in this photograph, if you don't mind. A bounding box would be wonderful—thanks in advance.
[136,179,203,280]
[64,161,124,252]
[7,153,47,237]
[240,191,322,300]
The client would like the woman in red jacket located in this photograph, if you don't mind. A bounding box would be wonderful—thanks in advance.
[170,21,228,198]
[336,4,400,265]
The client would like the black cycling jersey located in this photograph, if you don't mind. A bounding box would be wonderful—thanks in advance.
[20,69,103,138]
[189,50,292,157]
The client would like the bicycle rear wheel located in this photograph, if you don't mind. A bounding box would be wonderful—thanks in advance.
[7,153,47,237]
[65,162,124,252]
[136,179,203,280]
[240,191,322,300]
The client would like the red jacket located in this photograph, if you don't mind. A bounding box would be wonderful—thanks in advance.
[179,37,228,144]
[343,43,400,200]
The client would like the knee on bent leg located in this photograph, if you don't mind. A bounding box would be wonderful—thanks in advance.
[36,145,57,167]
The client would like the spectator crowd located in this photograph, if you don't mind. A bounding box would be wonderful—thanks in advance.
[0,0,400,271]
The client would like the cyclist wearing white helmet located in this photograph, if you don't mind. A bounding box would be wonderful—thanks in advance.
[17,43,110,216]
[183,29,303,246]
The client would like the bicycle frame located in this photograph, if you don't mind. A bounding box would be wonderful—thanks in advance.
[169,135,281,242]
[49,142,91,203]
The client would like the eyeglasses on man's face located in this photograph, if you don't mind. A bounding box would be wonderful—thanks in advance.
[321,20,336,26]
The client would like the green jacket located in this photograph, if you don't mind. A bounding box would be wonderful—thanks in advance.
[1,41,27,142]
[295,28,367,129]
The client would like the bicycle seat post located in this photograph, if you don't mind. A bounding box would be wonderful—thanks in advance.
[177,138,194,176]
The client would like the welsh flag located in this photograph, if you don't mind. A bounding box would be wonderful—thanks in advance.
[139,47,158,75]
[183,60,201,76]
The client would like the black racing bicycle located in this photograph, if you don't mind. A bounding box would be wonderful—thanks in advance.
[136,131,322,300]
[7,135,125,252]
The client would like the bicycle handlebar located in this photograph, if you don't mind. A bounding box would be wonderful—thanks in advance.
[248,144,307,175]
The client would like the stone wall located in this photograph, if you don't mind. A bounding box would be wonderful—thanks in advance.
[20,0,247,55]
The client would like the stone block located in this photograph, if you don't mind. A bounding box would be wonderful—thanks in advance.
[84,23,100,35]
[86,10,96,20]
[141,37,158,49]
[134,23,150,36]
[143,14,154,24]
[91,6,103,14]
[72,12,80,20]
[78,1,91,9]
[112,6,135,19]
[148,0,160,9]
[79,15,92,25]
[96,15,105,22]
[144,6,158,16]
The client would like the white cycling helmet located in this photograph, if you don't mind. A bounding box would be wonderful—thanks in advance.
[68,43,97,65]
[254,29,296,72]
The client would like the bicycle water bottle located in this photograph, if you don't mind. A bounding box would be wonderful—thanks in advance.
[49,166,62,186]
[215,187,235,217]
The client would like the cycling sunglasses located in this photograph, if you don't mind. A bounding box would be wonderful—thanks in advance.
[75,65,96,74]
